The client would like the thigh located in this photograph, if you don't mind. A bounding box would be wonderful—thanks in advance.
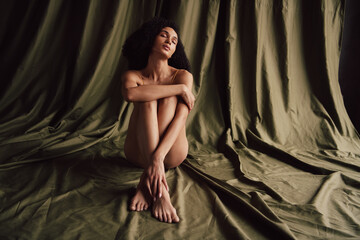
[124,101,158,168]
[124,105,143,167]
[163,128,188,169]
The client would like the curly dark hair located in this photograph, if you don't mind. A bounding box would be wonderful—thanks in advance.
[122,17,191,72]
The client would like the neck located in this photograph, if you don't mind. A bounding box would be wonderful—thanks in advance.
[143,54,171,81]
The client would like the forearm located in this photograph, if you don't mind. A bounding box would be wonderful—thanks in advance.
[154,113,187,161]
[124,84,184,102]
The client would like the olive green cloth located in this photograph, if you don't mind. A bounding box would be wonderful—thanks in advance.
[0,0,359,239]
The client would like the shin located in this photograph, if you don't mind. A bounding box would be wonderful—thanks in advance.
[135,100,160,168]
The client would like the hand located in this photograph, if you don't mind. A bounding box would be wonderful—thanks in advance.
[180,84,195,110]
[144,156,169,201]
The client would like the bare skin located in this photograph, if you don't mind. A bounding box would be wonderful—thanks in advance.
[152,183,179,223]
[122,27,195,223]
[129,170,151,211]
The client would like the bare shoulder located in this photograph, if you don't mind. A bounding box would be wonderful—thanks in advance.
[122,70,141,81]
[122,70,143,87]
[174,69,193,88]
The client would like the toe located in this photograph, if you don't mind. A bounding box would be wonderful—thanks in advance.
[172,211,179,222]
[129,202,136,211]
[163,211,168,222]
[153,209,159,219]
[167,213,172,223]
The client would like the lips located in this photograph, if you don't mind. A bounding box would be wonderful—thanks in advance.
[163,45,170,51]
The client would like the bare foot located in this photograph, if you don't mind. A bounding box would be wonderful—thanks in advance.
[152,185,179,223]
[129,174,150,211]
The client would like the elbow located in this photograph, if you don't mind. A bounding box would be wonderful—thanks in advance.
[124,95,132,102]
[122,89,133,102]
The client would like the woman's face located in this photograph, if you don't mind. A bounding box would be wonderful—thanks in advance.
[152,27,178,59]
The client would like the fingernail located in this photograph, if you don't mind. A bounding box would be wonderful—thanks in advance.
[159,193,162,198]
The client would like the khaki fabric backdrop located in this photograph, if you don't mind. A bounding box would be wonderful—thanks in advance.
[0,0,359,239]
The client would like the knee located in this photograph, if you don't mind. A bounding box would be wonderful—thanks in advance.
[164,151,187,169]
[164,158,184,169]
[158,96,177,107]
[139,100,157,111]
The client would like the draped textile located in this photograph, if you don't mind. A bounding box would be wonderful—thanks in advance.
[0,0,359,239]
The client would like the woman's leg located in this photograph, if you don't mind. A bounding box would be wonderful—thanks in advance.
[152,96,187,223]
[124,97,187,222]
[125,100,160,211]
[158,97,188,169]
[125,96,187,168]
[125,101,159,168]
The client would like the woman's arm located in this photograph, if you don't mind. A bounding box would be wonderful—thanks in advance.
[121,71,194,109]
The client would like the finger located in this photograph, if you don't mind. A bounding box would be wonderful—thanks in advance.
[146,180,153,197]
[162,177,168,191]
[188,99,192,109]
[158,179,162,199]
[184,96,191,108]
[184,99,190,109]
[181,95,191,110]
[152,177,157,195]
[163,178,169,192]
[153,178,158,201]
[187,102,192,110]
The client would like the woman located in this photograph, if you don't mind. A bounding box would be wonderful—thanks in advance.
[121,17,195,223]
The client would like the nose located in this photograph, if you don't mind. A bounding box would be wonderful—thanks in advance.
[165,38,171,45]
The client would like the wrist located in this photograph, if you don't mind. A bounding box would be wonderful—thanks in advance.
[179,84,186,95]
[152,151,165,164]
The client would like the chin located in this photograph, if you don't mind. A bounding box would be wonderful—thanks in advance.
[161,52,172,59]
